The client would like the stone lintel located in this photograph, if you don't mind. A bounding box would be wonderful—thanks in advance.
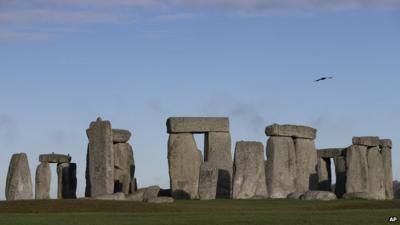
[167,117,229,133]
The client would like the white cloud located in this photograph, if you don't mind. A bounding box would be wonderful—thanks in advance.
[155,13,194,21]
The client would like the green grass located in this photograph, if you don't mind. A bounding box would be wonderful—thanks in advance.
[0,199,399,225]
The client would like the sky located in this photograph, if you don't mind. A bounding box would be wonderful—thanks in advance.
[0,0,399,199]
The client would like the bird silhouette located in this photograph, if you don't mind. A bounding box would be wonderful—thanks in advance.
[314,76,334,82]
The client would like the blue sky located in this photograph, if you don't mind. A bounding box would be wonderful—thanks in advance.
[0,0,399,199]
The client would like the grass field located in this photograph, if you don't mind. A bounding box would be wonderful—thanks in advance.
[0,199,399,225]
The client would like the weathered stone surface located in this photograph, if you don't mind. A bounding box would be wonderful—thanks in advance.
[367,147,385,200]
[167,117,229,133]
[39,153,71,163]
[352,136,380,147]
[6,153,33,200]
[142,186,161,202]
[198,162,218,200]
[168,133,202,199]
[287,192,304,200]
[127,191,144,202]
[334,156,347,198]
[380,139,392,148]
[381,142,394,199]
[86,118,114,197]
[233,141,268,199]
[112,129,131,143]
[147,197,174,204]
[266,136,296,198]
[317,148,345,158]
[265,124,316,139]
[131,178,138,193]
[35,162,51,200]
[114,143,135,195]
[204,132,233,198]
[57,163,77,199]
[300,191,337,201]
[294,138,318,192]
[317,158,331,191]
[93,192,126,200]
[346,145,369,194]
[342,192,369,200]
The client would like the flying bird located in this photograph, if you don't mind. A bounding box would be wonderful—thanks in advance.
[314,76,334,82]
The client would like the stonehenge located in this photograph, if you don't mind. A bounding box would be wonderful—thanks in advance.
[167,117,233,199]
[86,117,136,197]
[1,118,396,203]
[35,153,77,199]
[265,124,318,198]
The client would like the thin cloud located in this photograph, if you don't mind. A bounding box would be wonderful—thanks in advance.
[0,28,51,42]
[155,13,195,21]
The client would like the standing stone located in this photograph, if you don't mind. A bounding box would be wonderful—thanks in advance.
[294,138,318,192]
[57,163,77,199]
[266,136,296,198]
[114,143,135,195]
[381,139,393,199]
[35,162,51,200]
[346,145,369,194]
[334,156,346,198]
[233,141,268,199]
[198,162,218,200]
[367,147,385,200]
[168,133,202,199]
[6,153,33,200]
[204,132,233,198]
[317,158,331,191]
[86,118,114,197]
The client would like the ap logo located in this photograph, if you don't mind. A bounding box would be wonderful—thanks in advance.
[389,217,398,223]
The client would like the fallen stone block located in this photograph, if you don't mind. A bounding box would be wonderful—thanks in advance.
[167,117,229,133]
[6,153,33,200]
[147,197,174,204]
[92,192,126,201]
[232,141,268,199]
[287,192,304,200]
[300,191,337,201]
[352,136,380,147]
[265,124,316,139]
[112,129,132,143]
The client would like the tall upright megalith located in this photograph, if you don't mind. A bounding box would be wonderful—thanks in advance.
[57,163,77,199]
[86,117,114,197]
[380,139,394,199]
[232,141,268,199]
[35,162,51,199]
[168,133,202,199]
[346,144,369,194]
[6,153,33,200]
[167,117,232,199]
[366,147,385,200]
[85,118,136,198]
[265,124,318,198]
